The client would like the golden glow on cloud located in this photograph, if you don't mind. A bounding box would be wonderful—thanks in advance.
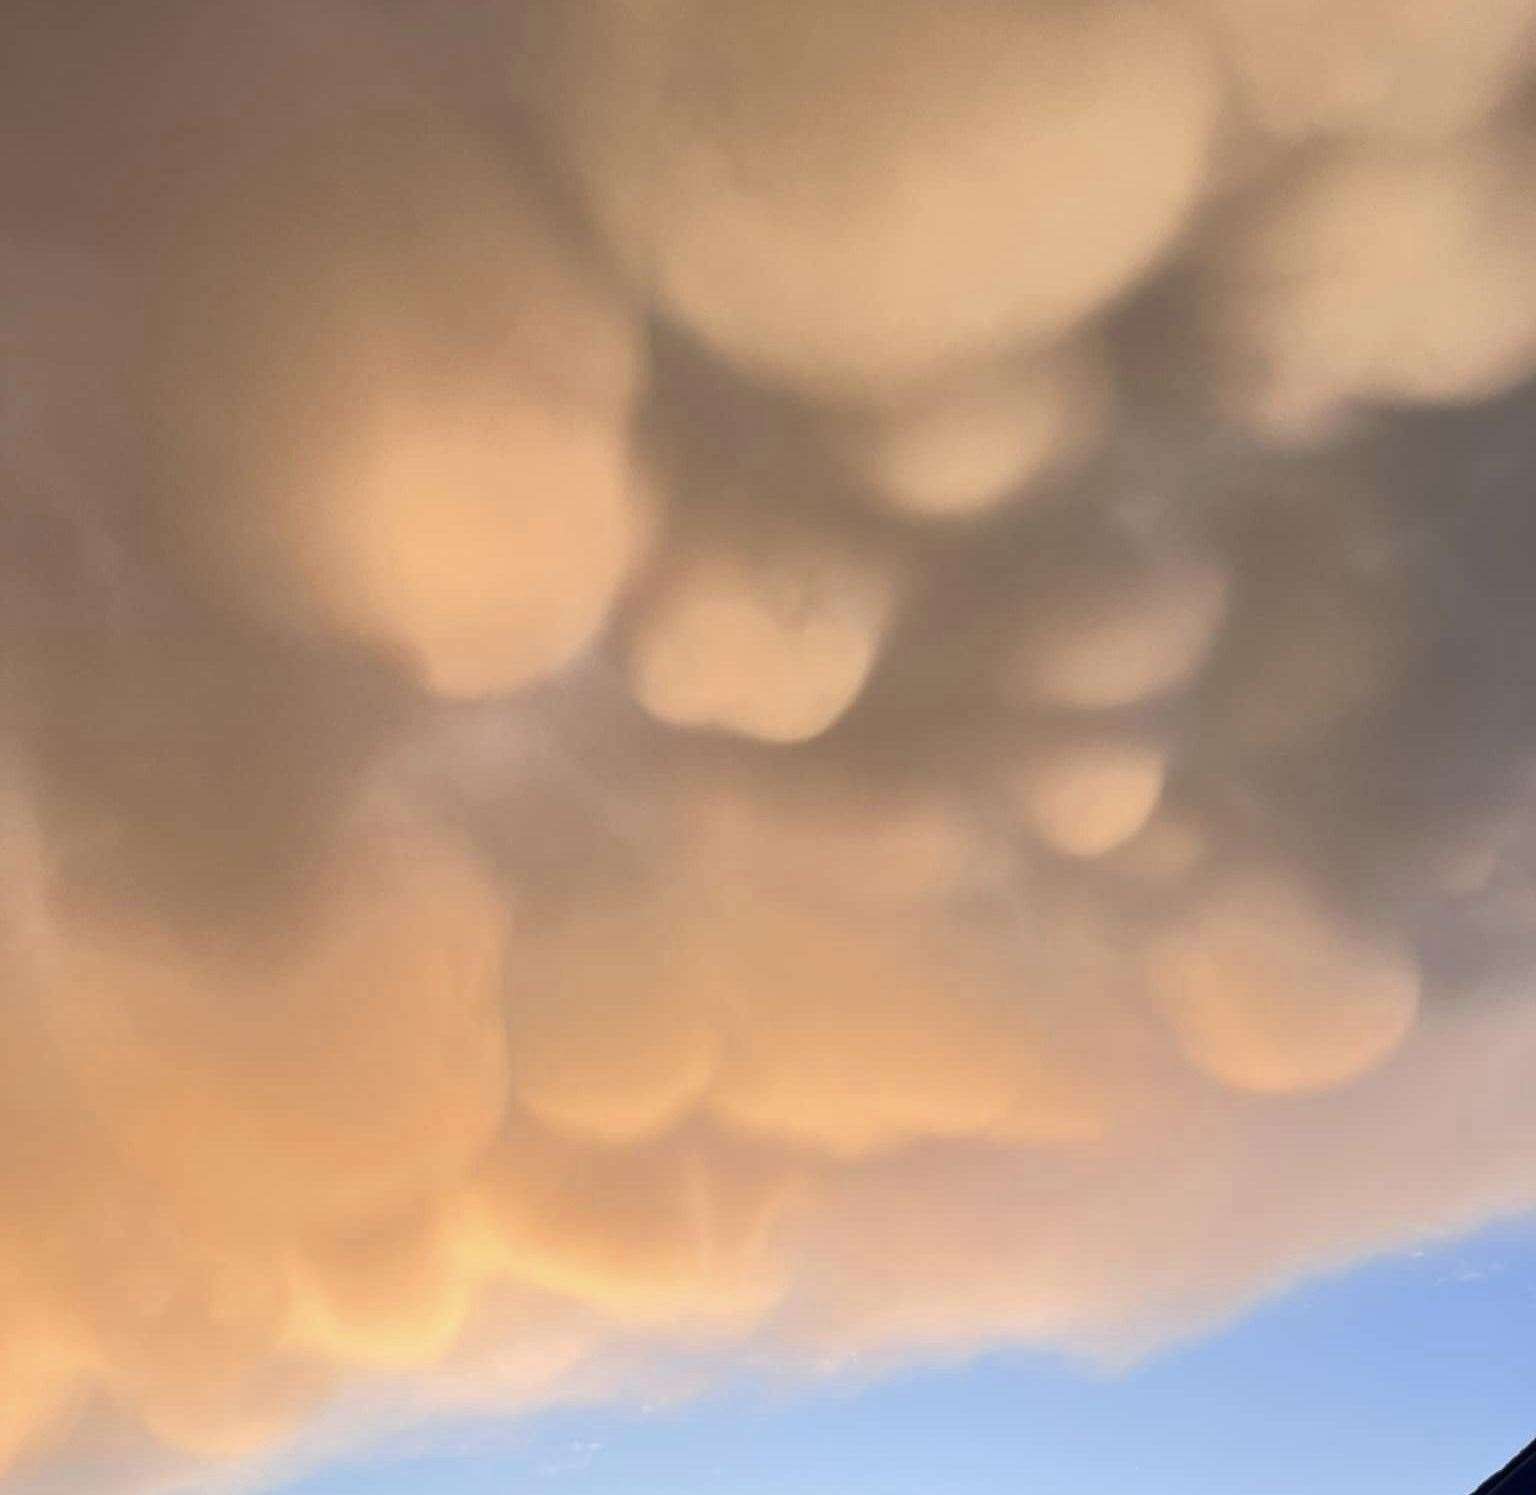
[7,1,1536,1487]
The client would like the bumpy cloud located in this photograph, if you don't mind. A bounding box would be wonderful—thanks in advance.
[7,1,1536,1488]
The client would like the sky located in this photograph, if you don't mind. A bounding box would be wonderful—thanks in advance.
[8,3,1536,1492]
[276,1215,1536,1495]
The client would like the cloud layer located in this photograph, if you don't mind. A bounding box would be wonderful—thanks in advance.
[7,1,1536,1486]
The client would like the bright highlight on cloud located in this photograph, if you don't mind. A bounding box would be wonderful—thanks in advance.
[7,1,1536,1488]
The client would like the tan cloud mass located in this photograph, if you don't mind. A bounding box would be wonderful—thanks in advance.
[1147,867,1423,1093]
[827,341,1112,520]
[155,107,649,698]
[625,527,903,743]
[1209,137,1536,438]
[519,0,1217,400]
[1195,0,1536,142]
[7,0,1536,1489]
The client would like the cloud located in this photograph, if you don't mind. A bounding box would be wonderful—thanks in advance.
[6,0,1536,1486]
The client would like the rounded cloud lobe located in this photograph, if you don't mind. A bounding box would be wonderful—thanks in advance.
[7,1,1536,1487]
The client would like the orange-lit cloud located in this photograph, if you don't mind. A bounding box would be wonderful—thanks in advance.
[7,2,1536,1489]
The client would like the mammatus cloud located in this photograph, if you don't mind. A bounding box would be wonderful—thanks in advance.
[7,0,1536,1486]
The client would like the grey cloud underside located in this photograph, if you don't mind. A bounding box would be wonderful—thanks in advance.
[6,1,1536,1488]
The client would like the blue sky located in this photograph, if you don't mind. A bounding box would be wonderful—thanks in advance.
[275,1212,1536,1495]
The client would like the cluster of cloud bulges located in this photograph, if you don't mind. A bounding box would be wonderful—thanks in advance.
[8,1,1536,1487]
